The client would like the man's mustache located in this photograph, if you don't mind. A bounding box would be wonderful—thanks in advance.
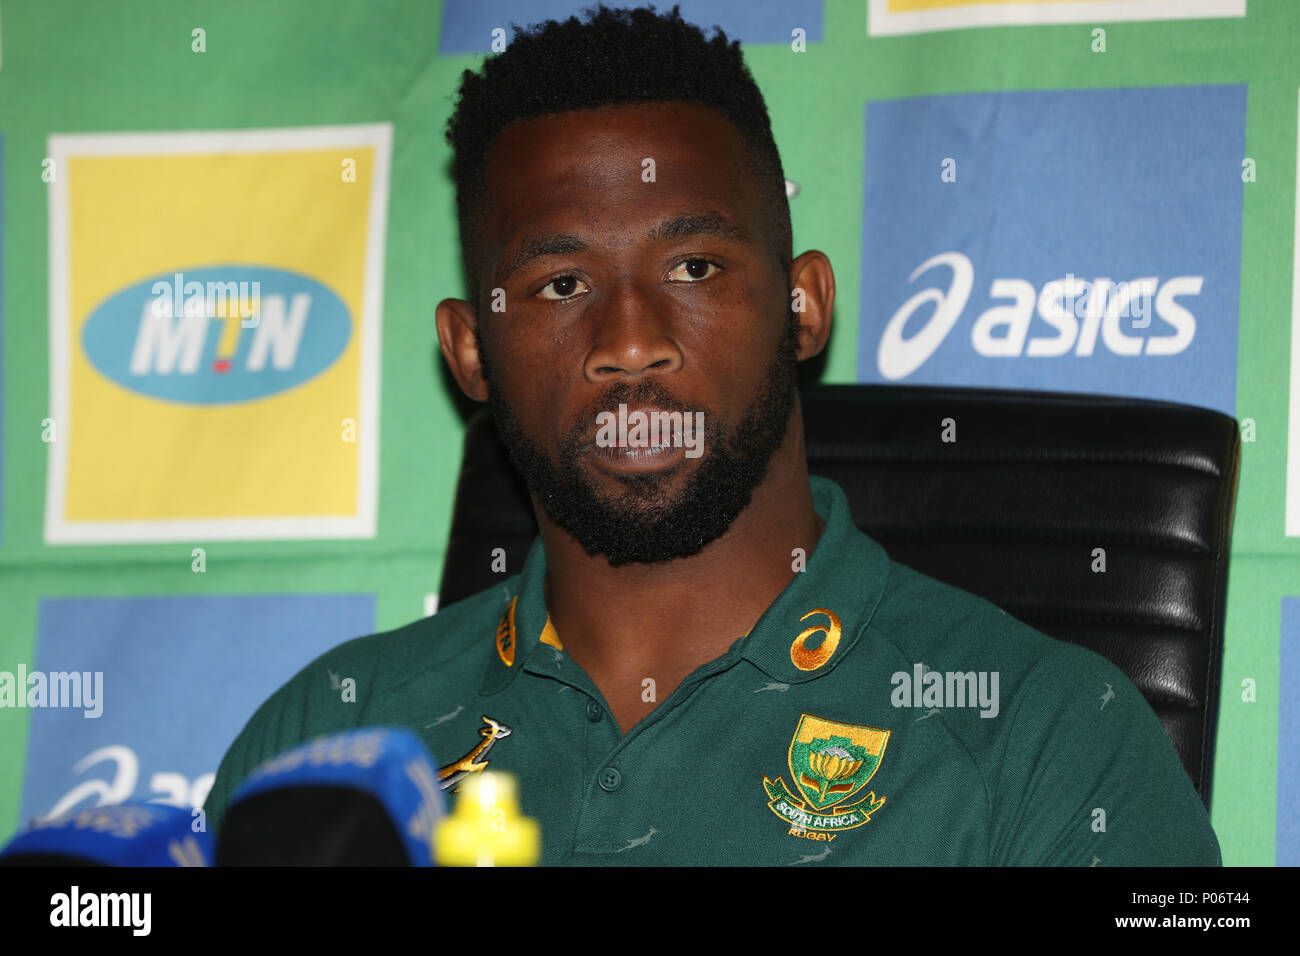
[564,382,702,451]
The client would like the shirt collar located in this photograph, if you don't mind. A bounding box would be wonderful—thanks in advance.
[478,475,890,694]
[733,475,890,683]
[479,534,554,695]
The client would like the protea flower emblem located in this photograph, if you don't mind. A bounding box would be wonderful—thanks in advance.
[807,745,864,803]
[765,714,891,829]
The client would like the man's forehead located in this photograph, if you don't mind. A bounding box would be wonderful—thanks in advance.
[479,101,759,270]
[483,101,751,196]
[491,100,743,151]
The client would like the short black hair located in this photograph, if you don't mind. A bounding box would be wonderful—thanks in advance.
[444,2,793,312]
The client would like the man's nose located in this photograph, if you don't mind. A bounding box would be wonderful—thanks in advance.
[582,281,684,382]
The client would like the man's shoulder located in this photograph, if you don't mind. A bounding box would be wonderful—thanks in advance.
[866,556,1114,686]
[854,555,1218,865]
[856,554,1157,748]
[304,580,510,693]
[203,580,511,832]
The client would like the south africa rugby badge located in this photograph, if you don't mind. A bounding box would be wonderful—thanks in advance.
[763,714,890,838]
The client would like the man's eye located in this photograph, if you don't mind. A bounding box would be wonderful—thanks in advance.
[537,274,590,301]
[665,258,721,282]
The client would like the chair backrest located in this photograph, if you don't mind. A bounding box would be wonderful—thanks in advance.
[439,383,1241,810]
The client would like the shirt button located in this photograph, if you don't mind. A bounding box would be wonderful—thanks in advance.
[585,701,603,722]
[598,767,623,792]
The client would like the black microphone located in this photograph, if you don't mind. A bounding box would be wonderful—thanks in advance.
[216,727,445,866]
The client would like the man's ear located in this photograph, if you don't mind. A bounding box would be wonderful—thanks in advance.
[788,250,835,361]
[435,297,490,402]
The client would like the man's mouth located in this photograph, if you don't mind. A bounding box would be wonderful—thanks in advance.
[582,403,696,475]
[589,440,686,474]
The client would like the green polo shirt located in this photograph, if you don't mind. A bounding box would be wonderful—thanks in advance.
[204,475,1220,865]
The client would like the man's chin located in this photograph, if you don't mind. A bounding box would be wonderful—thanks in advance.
[571,476,694,530]
[582,448,695,499]
[534,473,720,566]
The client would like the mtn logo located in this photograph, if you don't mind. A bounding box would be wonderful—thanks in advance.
[81,265,351,405]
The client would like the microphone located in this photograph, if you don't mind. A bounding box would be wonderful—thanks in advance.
[435,770,540,866]
[216,727,445,866]
[0,802,211,866]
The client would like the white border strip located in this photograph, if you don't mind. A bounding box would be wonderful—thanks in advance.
[45,123,393,544]
[359,122,392,542]
[868,0,1246,37]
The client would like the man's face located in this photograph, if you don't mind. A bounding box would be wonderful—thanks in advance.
[472,101,799,566]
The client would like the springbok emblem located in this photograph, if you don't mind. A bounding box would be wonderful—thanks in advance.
[437,715,513,790]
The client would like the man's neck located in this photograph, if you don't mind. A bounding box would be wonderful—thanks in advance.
[535,415,825,726]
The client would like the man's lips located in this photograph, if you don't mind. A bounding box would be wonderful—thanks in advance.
[579,404,695,474]
[590,441,686,474]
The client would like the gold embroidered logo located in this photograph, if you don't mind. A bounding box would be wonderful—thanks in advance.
[763,714,889,839]
[438,715,513,791]
[789,608,842,671]
[496,596,518,666]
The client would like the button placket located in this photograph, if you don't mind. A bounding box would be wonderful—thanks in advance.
[598,766,622,791]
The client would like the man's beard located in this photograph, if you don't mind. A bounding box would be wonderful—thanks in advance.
[477,311,800,566]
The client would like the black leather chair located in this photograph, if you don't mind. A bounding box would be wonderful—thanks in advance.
[439,383,1241,810]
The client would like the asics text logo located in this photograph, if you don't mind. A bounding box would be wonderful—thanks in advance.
[877,252,1203,379]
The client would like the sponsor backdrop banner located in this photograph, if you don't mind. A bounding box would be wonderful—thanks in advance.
[860,86,1244,412]
[19,594,375,824]
[0,0,1295,866]
[47,125,389,543]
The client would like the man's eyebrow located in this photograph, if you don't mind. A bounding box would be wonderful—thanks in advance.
[497,211,752,284]
[646,211,752,245]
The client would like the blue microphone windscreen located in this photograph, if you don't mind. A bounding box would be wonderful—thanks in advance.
[223,727,444,866]
[0,803,211,867]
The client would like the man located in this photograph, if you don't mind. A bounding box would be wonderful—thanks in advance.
[204,4,1220,865]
